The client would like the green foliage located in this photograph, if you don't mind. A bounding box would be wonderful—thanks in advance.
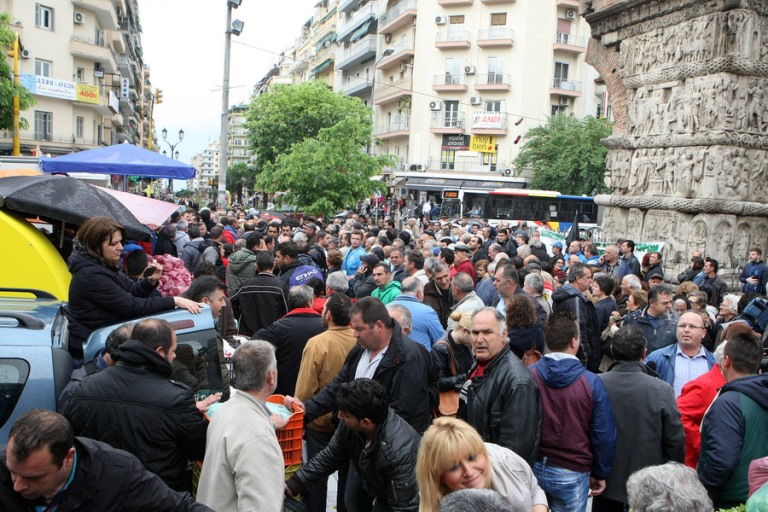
[226,161,254,204]
[0,12,35,131]
[248,80,392,216]
[514,114,612,196]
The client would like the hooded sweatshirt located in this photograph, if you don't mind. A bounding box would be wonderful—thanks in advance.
[530,355,616,479]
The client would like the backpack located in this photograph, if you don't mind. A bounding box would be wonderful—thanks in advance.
[199,240,226,280]
[289,265,324,287]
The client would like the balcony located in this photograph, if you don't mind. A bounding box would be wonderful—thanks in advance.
[290,54,309,73]
[337,3,378,42]
[375,117,410,139]
[435,30,471,49]
[430,111,466,134]
[73,95,112,116]
[343,76,374,97]
[477,28,515,47]
[553,32,586,53]
[112,31,125,54]
[72,0,119,30]
[336,35,378,70]
[374,77,412,105]
[480,0,515,3]
[556,0,579,7]
[433,74,468,92]
[550,78,583,97]
[376,40,415,70]
[339,0,363,13]
[70,36,117,74]
[471,110,508,135]
[378,0,417,35]
[438,0,473,5]
[474,73,512,91]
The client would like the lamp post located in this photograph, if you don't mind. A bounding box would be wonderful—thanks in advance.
[161,128,184,159]
[218,0,244,208]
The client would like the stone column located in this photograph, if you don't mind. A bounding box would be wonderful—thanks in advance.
[581,0,768,282]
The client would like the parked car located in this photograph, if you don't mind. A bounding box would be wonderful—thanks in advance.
[0,288,221,458]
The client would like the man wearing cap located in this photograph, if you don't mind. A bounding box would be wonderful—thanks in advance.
[303,221,319,247]
[551,241,564,259]
[453,243,477,283]
[351,253,379,299]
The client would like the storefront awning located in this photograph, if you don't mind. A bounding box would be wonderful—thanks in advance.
[309,58,333,78]
[405,177,465,191]
[461,179,524,191]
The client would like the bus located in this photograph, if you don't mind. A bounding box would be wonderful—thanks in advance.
[440,188,599,233]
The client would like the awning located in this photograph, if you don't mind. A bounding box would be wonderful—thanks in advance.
[310,58,333,78]
[99,187,181,228]
[315,32,337,52]
[349,20,374,43]
[405,177,465,191]
[40,143,196,179]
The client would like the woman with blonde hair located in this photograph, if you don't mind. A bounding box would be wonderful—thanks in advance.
[416,417,548,512]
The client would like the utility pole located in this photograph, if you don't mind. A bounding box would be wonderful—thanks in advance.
[6,33,21,156]
[218,0,244,208]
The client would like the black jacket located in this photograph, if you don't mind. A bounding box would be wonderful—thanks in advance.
[66,249,175,359]
[423,280,454,329]
[0,437,212,512]
[351,271,376,299]
[277,259,303,285]
[624,306,678,352]
[304,324,437,434]
[230,272,289,336]
[432,331,474,391]
[153,232,178,257]
[286,409,420,511]
[64,341,208,493]
[308,244,327,274]
[254,308,324,396]
[459,345,541,465]
[552,284,602,372]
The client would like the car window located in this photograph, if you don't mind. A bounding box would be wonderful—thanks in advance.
[0,359,30,430]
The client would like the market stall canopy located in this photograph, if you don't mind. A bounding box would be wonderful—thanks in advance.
[0,168,42,178]
[99,187,180,229]
[40,143,196,179]
[0,175,151,241]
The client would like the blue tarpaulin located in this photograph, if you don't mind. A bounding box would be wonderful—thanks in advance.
[40,143,197,179]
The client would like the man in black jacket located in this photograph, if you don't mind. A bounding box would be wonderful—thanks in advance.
[285,379,420,512]
[275,241,303,285]
[1,410,211,512]
[64,318,208,493]
[230,251,289,336]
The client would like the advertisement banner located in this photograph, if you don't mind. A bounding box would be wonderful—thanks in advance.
[19,74,76,100]
[441,134,470,150]
[472,112,503,129]
[108,91,120,113]
[469,135,497,153]
[76,83,100,104]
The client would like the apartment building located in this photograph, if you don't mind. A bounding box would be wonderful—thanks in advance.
[226,103,250,169]
[190,139,220,193]
[0,0,152,157]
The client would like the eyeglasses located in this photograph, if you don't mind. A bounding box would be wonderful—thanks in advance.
[678,324,706,330]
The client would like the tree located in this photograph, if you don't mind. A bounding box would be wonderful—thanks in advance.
[226,162,253,205]
[0,12,35,131]
[248,81,392,216]
[514,114,612,196]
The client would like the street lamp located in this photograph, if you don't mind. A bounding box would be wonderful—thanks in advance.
[218,0,244,208]
[162,128,184,160]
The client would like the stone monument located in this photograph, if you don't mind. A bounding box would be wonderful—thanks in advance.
[582,0,768,282]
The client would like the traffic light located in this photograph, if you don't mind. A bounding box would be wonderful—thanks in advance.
[155,88,163,104]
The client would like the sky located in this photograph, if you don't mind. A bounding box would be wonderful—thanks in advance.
[138,0,320,169]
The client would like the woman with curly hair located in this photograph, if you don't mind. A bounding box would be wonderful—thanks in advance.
[416,417,548,512]
[505,294,545,360]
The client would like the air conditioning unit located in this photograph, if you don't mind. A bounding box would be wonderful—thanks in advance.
[503,168,513,176]
[470,96,482,105]
[559,96,570,105]
[464,65,476,75]
[74,11,85,24]
[20,48,31,59]
[384,34,392,43]
[565,9,576,19]
[409,163,424,171]
[429,100,443,111]
[400,62,408,72]
[435,16,447,24]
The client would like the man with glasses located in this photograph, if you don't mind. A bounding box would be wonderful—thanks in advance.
[645,311,716,397]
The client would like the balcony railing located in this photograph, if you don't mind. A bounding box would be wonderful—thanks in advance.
[375,117,410,136]
[374,77,413,104]
[336,34,377,69]
[552,78,582,91]
[379,0,416,27]
[433,74,466,86]
[435,30,471,43]
[477,28,515,42]
[431,111,466,130]
[475,73,511,86]
[338,2,378,40]
[554,32,586,47]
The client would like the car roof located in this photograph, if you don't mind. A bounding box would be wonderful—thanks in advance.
[0,290,63,346]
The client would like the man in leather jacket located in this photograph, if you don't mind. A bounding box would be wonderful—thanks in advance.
[459,307,542,465]
[285,379,420,512]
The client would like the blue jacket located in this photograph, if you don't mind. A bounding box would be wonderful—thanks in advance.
[390,294,445,350]
[342,246,366,276]
[699,375,768,503]
[623,306,677,352]
[644,343,715,388]
[739,260,767,294]
[531,355,616,479]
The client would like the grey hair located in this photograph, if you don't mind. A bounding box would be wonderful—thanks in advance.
[472,307,506,335]
[439,489,510,512]
[453,272,475,293]
[386,303,412,330]
[233,340,277,392]
[425,257,442,274]
[714,339,727,365]
[623,274,642,289]
[524,272,544,295]
[722,294,741,315]
[401,276,424,296]
[567,262,589,283]
[626,462,713,512]
[326,271,349,294]
[516,244,531,258]
[288,285,313,310]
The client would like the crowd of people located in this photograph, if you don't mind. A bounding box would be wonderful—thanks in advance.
[3,205,768,512]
